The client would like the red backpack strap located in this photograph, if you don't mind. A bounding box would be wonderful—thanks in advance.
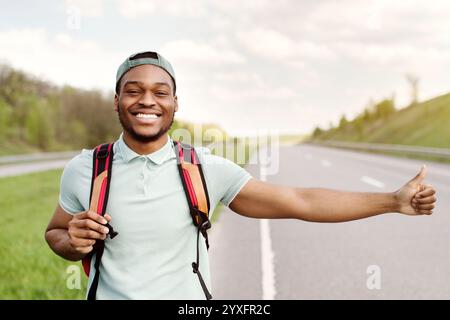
[174,140,212,300]
[174,141,211,238]
[82,143,116,301]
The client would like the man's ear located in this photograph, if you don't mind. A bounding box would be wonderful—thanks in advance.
[114,94,119,112]
[174,95,178,113]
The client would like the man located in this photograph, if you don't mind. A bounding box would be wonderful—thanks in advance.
[45,51,437,300]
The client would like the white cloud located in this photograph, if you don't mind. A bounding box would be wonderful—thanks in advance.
[304,0,450,46]
[209,84,300,102]
[65,0,104,17]
[0,28,124,91]
[334,41,449,75]
[213,71,264,87]
[236,28,336,65]
[117,0,208,18]
[160,39,246,66]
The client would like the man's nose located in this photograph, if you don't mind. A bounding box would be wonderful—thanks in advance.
[139,91,156,106]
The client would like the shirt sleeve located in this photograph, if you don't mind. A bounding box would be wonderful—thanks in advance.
[197,147,253,207]
[58,151,90,215]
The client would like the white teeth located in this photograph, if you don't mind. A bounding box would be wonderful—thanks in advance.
[136,113,159,119]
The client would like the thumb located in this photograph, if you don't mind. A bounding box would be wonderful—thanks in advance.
[104,213,112,222]
[409,164,427,186]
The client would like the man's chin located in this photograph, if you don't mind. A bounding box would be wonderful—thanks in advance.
[128,128,167,143]
[131,133,164,143]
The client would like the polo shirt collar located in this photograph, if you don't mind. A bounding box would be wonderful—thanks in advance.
[116,133,176,165]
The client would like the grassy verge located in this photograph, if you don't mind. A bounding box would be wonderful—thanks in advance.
[310,94,450,150]
[365,150,450,165]
[0,169,87,299]
[314,144,450,165]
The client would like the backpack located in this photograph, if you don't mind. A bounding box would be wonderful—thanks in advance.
[82,141,212,300]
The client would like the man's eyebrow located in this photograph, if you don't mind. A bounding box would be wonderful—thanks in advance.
[153,82,171,88]
[122,80,144,87]
[122,81,171,88]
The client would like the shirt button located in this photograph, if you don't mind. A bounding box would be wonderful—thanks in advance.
[139,173,144,179]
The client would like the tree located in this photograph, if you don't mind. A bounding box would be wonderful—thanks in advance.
[0,98,12,141]
[373,99,395,120]
[312,127,323,138]
[338,114,348,129]
[25,98,55,150]
[351,114,365,140]
[363,108,372,123]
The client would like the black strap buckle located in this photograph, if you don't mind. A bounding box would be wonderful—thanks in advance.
[200,220,211,231]
[105,222,118,239]
[192,208,211,231]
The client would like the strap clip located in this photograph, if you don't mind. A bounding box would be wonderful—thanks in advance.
[200,220,211,231]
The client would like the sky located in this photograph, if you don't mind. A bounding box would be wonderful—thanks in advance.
[0,0,449,136]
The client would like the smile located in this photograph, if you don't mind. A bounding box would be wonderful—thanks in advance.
[135,113,160,119]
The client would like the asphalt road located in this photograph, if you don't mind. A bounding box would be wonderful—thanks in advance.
[0,159,69,178]
[209,144,450,299]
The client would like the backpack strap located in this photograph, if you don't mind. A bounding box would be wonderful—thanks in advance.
[174,141,213,300]
[82,142,116,301]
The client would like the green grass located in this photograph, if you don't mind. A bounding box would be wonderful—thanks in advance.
[312,93,450,148]
[0,169,87,299]
[278,134,309,145]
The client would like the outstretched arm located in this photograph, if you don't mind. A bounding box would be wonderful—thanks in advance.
[229,165,436,222]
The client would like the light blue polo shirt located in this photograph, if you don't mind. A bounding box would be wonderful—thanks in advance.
[58,133,252,299]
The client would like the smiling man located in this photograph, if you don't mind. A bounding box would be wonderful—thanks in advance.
[45,51,437,300]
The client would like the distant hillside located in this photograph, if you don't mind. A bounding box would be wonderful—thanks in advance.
[0,65,226,156]
[310,93,450,148]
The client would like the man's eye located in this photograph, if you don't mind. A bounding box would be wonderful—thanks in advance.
[155,92,168,96]
[127,90,140,95]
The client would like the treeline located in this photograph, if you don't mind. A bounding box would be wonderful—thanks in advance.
[312,98,396,140]
[0,65,223,155]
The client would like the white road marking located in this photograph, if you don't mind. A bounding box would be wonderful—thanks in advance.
[361,176,385,188]
[321,160,331,167]
[259,167,276,300]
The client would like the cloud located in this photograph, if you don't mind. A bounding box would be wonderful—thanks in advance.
[116,0,279,20]
[160,39,246,66]
[304,0,450,45]
[116,0,208,18]
[213,71,264,87]
[209,84,300,102]
[0,28,124,91]
[236,28,336,66]
[65,0,104,17]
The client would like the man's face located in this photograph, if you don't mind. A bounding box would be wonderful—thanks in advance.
[114,64,178,143]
